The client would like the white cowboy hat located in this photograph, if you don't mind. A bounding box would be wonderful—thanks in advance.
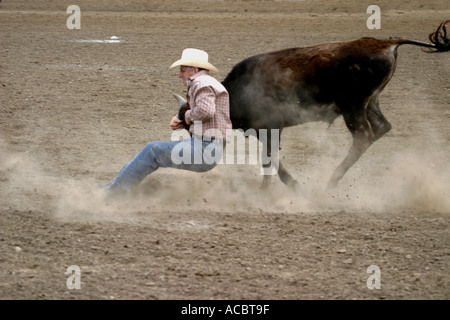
[169,48,218,72]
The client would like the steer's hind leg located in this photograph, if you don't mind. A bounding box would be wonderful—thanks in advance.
[367,94,392,142]
[327,106,375,189]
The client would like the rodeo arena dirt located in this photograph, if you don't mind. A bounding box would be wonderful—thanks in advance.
[0,0,449,308]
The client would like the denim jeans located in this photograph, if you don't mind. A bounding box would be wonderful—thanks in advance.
[106,137,224,193]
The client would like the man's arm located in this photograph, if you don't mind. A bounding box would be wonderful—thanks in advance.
[185,86,216,124]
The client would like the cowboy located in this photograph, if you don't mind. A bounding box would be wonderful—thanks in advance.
[104,48,232,195]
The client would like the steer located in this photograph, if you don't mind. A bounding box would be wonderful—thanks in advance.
[176,21,449,190]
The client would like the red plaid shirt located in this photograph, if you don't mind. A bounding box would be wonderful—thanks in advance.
[184,70,232,142]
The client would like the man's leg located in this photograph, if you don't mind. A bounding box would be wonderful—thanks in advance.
[105,138,223,193]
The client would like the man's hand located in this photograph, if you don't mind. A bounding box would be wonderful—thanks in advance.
[170,116,185,130]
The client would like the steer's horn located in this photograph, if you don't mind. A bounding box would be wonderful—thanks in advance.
[173,93,187,106]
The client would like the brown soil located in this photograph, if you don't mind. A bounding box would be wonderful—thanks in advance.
[0,0,449,300]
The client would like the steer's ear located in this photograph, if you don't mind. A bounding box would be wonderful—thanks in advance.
[173,93,187,106]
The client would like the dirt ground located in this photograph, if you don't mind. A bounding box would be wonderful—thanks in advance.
[0,0,449,301]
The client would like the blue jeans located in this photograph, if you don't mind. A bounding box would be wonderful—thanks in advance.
[106,137,223,193]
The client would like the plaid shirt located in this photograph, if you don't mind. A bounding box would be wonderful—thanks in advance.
[184,70,232,142]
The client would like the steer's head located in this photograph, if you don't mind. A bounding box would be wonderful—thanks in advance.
[173,93,187,106]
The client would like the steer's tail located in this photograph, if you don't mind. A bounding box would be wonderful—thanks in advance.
[395,20,450,52]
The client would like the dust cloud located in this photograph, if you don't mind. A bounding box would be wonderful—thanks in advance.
[1,134,448,226]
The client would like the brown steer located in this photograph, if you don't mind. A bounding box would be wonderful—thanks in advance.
[217,20,449,190]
